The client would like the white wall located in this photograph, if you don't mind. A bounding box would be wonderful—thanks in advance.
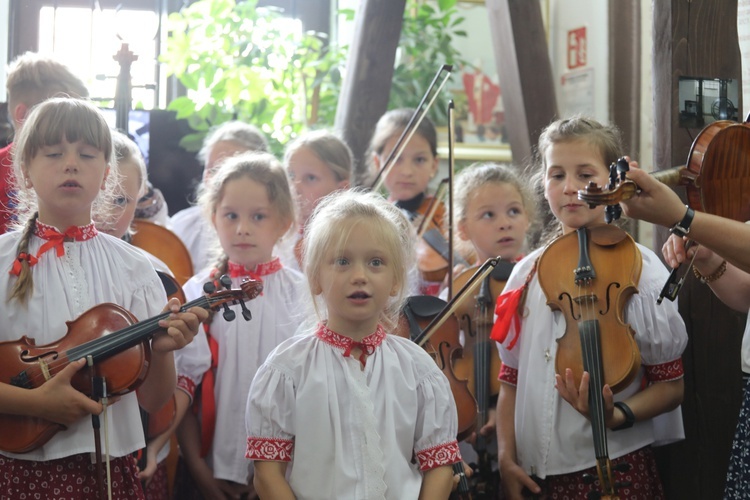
[0,1,8,103]
[548,0,609,123]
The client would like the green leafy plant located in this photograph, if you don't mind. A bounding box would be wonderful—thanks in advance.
[161,0,346,155]
[161,0,467,153]
[388,0,469,124]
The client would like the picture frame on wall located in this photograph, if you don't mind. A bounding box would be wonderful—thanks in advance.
[437,0,548,162]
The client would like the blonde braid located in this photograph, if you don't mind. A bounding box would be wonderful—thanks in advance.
[9,213,39,304]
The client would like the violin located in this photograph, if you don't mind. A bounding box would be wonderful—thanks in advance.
[396,295,476,499]
[0,277,262,454]
[451,260,515,497]
[538,224,641,498]
[406,190,470,284]
[579,120,750,301]
[397,294,477,441]
[131,219,194,286]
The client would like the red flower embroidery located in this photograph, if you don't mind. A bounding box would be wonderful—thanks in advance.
[416,441,461,471]
[245,437,294,462]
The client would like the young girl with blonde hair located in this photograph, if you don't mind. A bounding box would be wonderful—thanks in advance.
[247,190,461,499]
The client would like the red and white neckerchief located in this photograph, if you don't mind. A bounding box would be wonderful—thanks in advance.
[316,323,386,367]
[10,221,98,276]
[227,257,283,282]
[490,257,537,350]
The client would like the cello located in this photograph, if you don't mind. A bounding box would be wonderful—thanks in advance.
[537,224,641,498]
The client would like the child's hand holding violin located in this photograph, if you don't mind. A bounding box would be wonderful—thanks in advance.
[31,358,104,426]
[153,297,209,353]
[555,368,621,429]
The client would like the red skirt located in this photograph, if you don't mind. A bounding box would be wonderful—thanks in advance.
[540,447,664,500]
[0,453,144,499]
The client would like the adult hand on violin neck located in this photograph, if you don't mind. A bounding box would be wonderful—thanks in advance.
[555,368,620,429]
[618,161,687,228]
[153,297,209,353]
[31,358,105,427]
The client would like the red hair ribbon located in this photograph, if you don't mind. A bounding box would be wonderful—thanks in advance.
[9,253,38,276]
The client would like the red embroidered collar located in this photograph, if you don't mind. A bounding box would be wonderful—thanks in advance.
[316,323,386,366]
[9,221,98,276]
[228,257,282,279]
[35,221,98,242]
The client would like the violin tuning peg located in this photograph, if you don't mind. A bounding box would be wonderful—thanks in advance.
[219,274,232,289]
[203,281,216,294]
[582,473,597,485]
[612,462,631,472]
[222,303,236,322]
[239,301,252,321]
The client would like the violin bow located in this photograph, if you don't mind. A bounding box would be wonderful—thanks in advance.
[370,64,453,192]
[413,258,499,347]
[447,100,456,301]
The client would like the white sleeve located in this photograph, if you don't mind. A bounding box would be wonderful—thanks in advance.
[627,247,688,368]
[245,361,296,462]
[413,365,461,470]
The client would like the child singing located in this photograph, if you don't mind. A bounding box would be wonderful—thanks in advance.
[246,190,461,499]
[0,97,206,499]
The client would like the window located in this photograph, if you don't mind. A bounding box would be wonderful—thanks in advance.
[38,5,160,109]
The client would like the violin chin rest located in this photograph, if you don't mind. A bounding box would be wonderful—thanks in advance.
[589,225,629,247]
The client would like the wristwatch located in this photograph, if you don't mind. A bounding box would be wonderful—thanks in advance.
[669,205,695,237]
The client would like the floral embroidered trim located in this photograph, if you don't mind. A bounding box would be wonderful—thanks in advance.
[32,221,98,263]
[245,437,294,462]
[416,440,461,471]
[176,375,196,399]
[35,221,98,241]
[498,363,518,386]
[644,358,684,383]
[316,323,386,366]
[228,257,283,280]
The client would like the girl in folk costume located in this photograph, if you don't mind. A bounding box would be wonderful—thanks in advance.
[493,116,688,499]
[174,152,307,499]
[369,108,452,296]
[279,129,352,271]
[0,98,206,499]
[246,190,461,500]
[443,162,536,491]
[169,121,269,274]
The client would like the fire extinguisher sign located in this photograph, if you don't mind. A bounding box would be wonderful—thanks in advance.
[567,27,587,70]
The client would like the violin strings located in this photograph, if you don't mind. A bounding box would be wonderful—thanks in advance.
[17,295,215,388]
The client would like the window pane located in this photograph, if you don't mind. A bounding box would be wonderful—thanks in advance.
[38,6,158,109]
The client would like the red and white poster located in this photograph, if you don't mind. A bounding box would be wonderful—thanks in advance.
[567,27,587,70]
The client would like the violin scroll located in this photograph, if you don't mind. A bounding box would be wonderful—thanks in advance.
[202,276,262,322]
[577,158,640,221]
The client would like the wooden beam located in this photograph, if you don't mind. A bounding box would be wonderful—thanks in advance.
[334,0,406,184]
[652,2,745,498]
[608,0,640,157]
[485,0,557,170]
